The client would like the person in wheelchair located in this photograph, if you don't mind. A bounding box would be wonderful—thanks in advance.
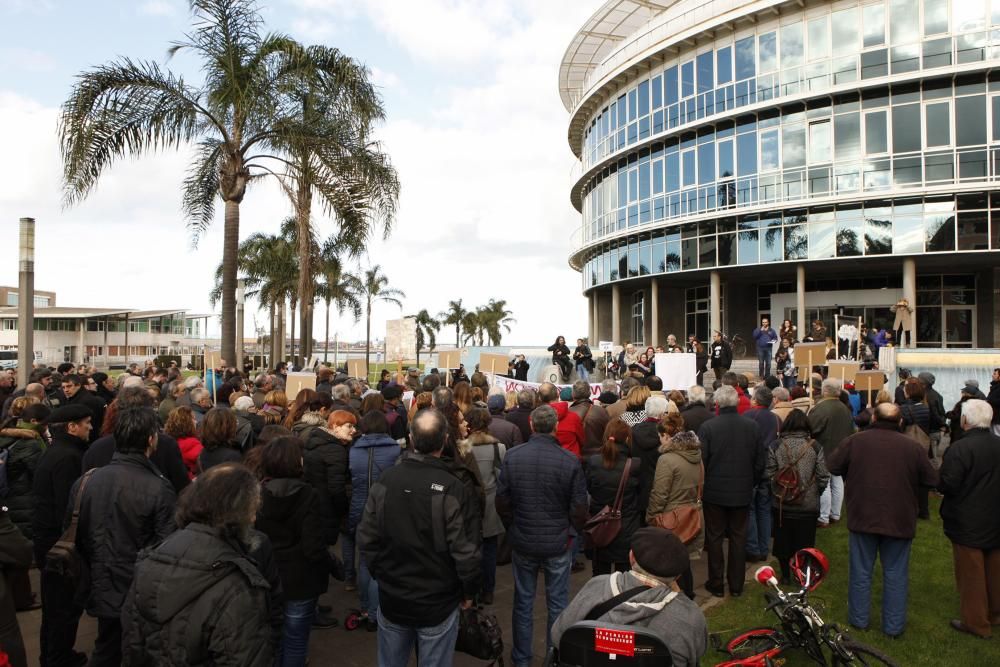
[550,528,707,666]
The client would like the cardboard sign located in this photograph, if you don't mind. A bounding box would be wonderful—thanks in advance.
[827,361,859,383]
[479,353,510,375]
[598,340,614,352]
[854,370,886,396]
[285,371,316,400]
[204,349,222,371]
[346,359,367,379]
[437,349,462,370]
[653,352,697,391]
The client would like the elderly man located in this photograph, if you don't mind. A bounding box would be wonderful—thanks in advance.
[770,387,794,423]
[680,385,713,434]
[251,374,273,409]
[938,399,1000,639]
[189,388,213,427]
[698,385,765,598]
[827,403,937,638]
[486,394,523,448]
[811,378,855,528]
[568,380,608,460]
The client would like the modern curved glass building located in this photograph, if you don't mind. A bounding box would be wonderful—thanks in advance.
[563,0,1000,349]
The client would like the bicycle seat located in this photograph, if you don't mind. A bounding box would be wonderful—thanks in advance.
[551,620,674,666]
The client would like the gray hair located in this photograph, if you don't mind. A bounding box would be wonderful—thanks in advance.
[961,399,993,430]
[254,374,271,388]
[516,389,535,409]
[601,378,619,395]
[772,387,790,401]
[122,376,144,389]
[821,378,843,398]
[530,404,558,435]
[687,385,706,405]
[432,386,453,409]
[190,388,210,404]
[332,385,351,401]
[753,385,773,408]
[714,385,738,409]
[184,376,203,390]
[571,380,591,401]
[645,395,669,418]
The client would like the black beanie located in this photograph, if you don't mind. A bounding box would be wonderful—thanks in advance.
[630,527,689,579]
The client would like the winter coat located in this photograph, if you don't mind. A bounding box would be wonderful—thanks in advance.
[198,445,242,472]
[486,414,524,449]
[900,400,930,434]
[303,428,349,543]
[358,452,482,627]
[989,381,1000,425]
[64,390,106,442]
[31,429,87,560]
[809,397,855,456]
[680,402,713,435]
[496,433,588,558]
[827,423,939,540]
[697,407,764,507]
[765,432,829,519]
[234,410,263,451]
[505,406,533,443]
[586,444,641,563]
[620,407,647,427]
[745,406,780,451]
[291,412,326,445]
[891,301,913,331]
[925,385,947,430]
[709,340,732,370]
[177,436,203,479]
[158,396,177,425]
[467,432,507,538]
[771,401,796,423]
[74,452,177,618]
[348,432,400,531]
[630,419,662,518]
[83,433,190,494]
[569,399,610,460]
[121,523,273,667]
[0,425,46,540]
[645,431,705,555]
[939,428,1000,549]
[0,509,32,649]
[550,401,584,458]
[255,478,332,601]
[550,571,707,667]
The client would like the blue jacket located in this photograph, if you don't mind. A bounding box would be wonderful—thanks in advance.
[348,433,400,530]
[496,433,588,558]
[752,326,778,349]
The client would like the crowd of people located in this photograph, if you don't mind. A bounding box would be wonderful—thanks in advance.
[0,347,995,666]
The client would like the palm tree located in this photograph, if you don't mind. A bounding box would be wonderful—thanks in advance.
[280,47,399,362]
[440,300,468,348]
[59,0,365,364]
[358,265,405,376]
[412,309,440,368]
[479,299,516,345]
[461,310,485,347]
[316,239,362,363]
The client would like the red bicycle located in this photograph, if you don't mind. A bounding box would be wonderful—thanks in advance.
[713,549,898,666]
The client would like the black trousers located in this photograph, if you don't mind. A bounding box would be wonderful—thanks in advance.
[704,503,749,594]
[771,511,818,581]
[0,577,26,667]
[89,617,121,667]
[38,566,83,667]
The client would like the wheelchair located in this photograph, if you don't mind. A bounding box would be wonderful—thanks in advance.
[544,621,674,666]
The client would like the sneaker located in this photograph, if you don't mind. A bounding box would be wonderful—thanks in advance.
[313,612,338,629]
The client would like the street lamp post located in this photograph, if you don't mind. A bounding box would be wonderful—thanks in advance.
[236,279,245,371]
[16,218,34,387]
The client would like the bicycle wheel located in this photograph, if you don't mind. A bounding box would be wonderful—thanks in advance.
[724,627,783,660]
[837,640,899,667]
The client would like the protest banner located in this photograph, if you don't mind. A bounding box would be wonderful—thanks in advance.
[285,372,317,400]
[487,373,615,400]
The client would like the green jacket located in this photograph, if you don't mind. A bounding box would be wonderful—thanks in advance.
[0,425,47,541]
[809,398,855,456]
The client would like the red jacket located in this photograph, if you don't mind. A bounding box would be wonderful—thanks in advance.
[176,436,203,479]
[550,401,583,459]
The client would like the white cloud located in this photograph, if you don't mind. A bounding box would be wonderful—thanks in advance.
[138,0,181,17]
[369,66,400,90]
[0,47,56,73]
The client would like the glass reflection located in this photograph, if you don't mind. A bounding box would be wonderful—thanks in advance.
[759,32,777,73]
[832,7,859,56]
[863,4,886,47]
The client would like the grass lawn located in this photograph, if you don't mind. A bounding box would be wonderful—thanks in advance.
[701,496,998,666]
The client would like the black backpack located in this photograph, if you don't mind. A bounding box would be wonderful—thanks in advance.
[456,606,504,665]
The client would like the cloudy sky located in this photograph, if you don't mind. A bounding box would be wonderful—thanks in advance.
[0,0,594,346]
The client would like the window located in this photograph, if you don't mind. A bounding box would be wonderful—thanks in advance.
[698,142,715,184]
[808,16,829,61]
[834,112,861,160]
[5,294,15,306]
[863,3,886,47]
[992,95,1000,141]
[759,32,777,73]
[682,149,696,187]
[808,120,831,164]
[737,131,757,175]
[718,139,734,178]
[832,7,859,56]
[34,296,49,307]
[631,292,645,343]
[923,0,949,35]
[1,320,15,331]
[697,51,713,93]
[664,66,678,105]
[889,0,918,44]
[760,129,779,170]
[892,104,921,152]
[681,60,695,98]
[782,124,806,168]
[717,46,733,84]
[955,95,987,146]
[954,0,986,31]
[780,23,804,68]
[925,101,951,147]
[735,36,755,80]
[636,80,649,118]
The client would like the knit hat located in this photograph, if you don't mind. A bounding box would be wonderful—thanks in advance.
[630,527,689,579]
[559,386,573,401]
[598,391,618,406]
[49,404,94,423]
[487,394,506,414]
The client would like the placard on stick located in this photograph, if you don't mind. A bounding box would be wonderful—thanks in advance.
[794,342,828,384]
[827,361,859,384]
[438,350,462,371]
[479,353,509,375]
[854,370,885,396]
[285,371,316,400]
[347,359,367,379]
[204,349,222,371]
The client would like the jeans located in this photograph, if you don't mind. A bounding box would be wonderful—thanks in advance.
[482,535,498,595]
[745,483,772,558]
[848,532,912,637]
[782,374,797,391]
[377,606,459,667]
[511,549,572,667]
[575,363,590,383]
[756,346,772,378]
[280,598,316,667]
[89,617,121,667]
[38,565,83,667]
[819,475,844,523]
[358,556,379,618]
[342,531,357,582]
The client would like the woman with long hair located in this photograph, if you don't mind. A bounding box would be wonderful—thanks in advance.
[464,407,506,604]
[765,409,829,583]
[453,382,473,416]
[360,392,385,419]
[407,392,432,423]
[779,319,797,342]
[198,408,241,472]
[164,406,202,479]
[260,390,289,426]
[548,336,573,382]
[620,385,651,426]
[585,419,641,576]
[283,388,320,430]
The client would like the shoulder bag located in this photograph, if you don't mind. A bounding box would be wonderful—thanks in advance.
[584,458,632,549]
[649,462,703,545]
[44,468,97,590]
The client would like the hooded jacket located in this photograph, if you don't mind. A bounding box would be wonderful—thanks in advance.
[550,401,583,458]
[0,424,46,540]
[302,428,349,544]
[291,412,325,444]
[647,432,702,519]
[550,570,707,667]
[176,436,203,479]
[466,432,507,538]
[121,523,273,666]
[348,432,399,531]
[255,478,332,601]
[630,418,662,517]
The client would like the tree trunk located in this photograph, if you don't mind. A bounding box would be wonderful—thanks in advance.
[324,298,331,363]
[290,298,297,367]
[278,298,286,365]
[268,302,276,369]
[296,178,314,362]
[365,297,372,380]
[220,200,240,365]
[455,324,460,348]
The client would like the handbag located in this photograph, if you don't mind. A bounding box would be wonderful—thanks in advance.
[455,606,504,665]
[649,463,703,545]
[584,458,632,549]
[44,468,96,590]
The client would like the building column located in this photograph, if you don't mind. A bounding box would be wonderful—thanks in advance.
[78,319,85,364]
[611,283,621,344]
[796,264,806,339]
[650,278,659,348]
[709,271,721,336]
[902,258,917,346]
[591,291,599,344]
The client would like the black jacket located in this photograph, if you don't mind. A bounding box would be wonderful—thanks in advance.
[709,340,732,369]
[121,523,273,666]
[31,429,87,560]
[64,390,107,442]
[988,381,1000,425]
[630,419,661,519]
[0,509,32,628]
[505,406,533,443]
[939,428,1000,549]
[925,385,947,431]
[698,407,765,507]
[198,445,243,472]
[586,447,641,562]
[303,429,350,544]
[680,402,714,435]
[84,433,190,494]
[358,453,481,627]
[255,478,332,601]
[0,426,45,540]
[74,452,177,618]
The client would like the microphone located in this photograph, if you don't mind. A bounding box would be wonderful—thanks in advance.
[755,566,778,587]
